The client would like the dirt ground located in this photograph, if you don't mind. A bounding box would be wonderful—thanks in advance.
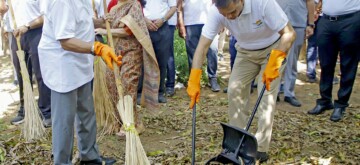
[0,49,359,164]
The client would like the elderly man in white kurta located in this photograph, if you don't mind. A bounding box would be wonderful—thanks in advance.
[38,0,121,164]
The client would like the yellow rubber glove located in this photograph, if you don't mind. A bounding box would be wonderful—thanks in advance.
[262,49,286,91]
[93,41,122,70]
[187,69,202,108]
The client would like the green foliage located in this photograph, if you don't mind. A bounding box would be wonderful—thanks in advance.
[0,147,5,162]
[173,30,209,86]
[173,32,190,85]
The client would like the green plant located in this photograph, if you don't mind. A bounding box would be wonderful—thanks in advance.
[173,30,209,87]
[174,31,189,85]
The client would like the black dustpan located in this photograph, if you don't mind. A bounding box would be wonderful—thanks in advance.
[205,84,267,165]
[205,57,286,165]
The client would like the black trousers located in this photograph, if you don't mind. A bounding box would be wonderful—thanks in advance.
[10,28,51,118]
[316,11,360,108]
[138,22,171,95]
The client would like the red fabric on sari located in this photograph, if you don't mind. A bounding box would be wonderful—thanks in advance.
[107,0,118,12]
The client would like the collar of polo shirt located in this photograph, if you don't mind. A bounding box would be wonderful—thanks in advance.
[241,0,251,15]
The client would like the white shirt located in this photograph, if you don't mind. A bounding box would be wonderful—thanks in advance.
[38,0,95,93]
[182,0,212,25]
[322,0,360,16]
[202,0,288,50]
[143,0,176,20]
[3,13,12,32]
[8,0,42,30]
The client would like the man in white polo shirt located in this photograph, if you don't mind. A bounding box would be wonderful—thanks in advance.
[186,0,296,162]
[308,0,360,122]
[39,0,120,164]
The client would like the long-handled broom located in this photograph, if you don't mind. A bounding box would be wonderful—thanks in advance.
[103,0,150,163]
[8,0,46,141]
[92,0,120,137]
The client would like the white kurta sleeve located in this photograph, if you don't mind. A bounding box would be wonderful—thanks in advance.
[51,0,76,40]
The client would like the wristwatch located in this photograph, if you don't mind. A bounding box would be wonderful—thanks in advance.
[307,23,315,29]
[161,17,166,23]
[90,44,95,56]
[25,23,31,30]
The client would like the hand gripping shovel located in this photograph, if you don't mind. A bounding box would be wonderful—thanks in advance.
[205,58,286,165]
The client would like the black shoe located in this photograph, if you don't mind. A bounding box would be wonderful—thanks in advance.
[158,95,167,103]
[11,115,24,125]
[279,83,284,94]
[166,88,175,97]
[276,95,280,102]
[256,152,269,163]
[43,118,52,128]
[308,104,334,115]
[209,78,220,92]
[284,96,302,107]
[80,156,116,165]
[330,107,345,122]
[307,78,316,83]
[223,87,228,93]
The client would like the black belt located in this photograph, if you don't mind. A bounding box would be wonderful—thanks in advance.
[323,10,359,21]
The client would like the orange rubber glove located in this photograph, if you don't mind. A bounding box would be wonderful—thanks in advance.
[187,68,202,108]
[93,41,122,70]
[262,49,286,91]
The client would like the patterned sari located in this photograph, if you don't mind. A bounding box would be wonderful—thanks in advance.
[106,0,160,126]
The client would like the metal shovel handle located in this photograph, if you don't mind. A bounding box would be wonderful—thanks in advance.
[192,104,196,165]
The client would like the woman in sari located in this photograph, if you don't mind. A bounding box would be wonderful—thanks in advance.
[95,0,160,136]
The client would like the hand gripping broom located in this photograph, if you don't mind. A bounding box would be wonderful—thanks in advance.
[8,0,46,141]
[92,0,119,137]
[103,0,150,164]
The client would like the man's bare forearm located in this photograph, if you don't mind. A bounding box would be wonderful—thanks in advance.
[306,0,315,24]
[177,0,184,25]
[164,7,176,21]
[28,16,43,29]
[276,22,296,54]
[191,36,212,69]
[59,38,92,54]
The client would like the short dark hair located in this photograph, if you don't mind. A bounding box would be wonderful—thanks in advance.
[214,0,239,8]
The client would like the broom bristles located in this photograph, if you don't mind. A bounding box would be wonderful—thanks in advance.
[17,50,46,141]
[118,95,150,165]
[93,58,121,136]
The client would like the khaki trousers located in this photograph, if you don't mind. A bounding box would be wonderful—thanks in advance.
[228,40,285,152]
